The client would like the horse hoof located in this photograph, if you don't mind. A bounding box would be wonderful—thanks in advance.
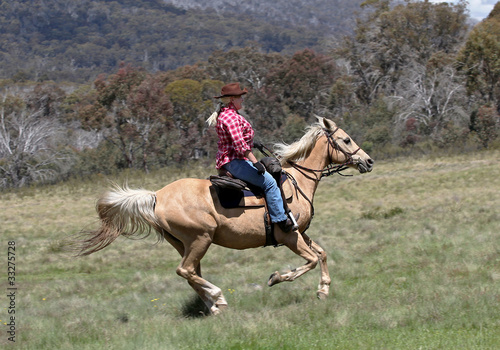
[268,271,281,287]
[317,291,328,300]
[211,303,227,315]
[216,302,228,310]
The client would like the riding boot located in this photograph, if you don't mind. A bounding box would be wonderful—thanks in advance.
[277,212,300,233]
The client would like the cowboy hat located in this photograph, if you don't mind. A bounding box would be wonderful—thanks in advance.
[213,83,248,99]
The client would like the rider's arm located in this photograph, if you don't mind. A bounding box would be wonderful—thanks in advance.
[244,150,258,164]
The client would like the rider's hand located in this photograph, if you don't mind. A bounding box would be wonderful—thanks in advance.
[253,162,266,175]
[253,141,263,150]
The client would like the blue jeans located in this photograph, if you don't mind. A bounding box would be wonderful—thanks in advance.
[223,159,288,223]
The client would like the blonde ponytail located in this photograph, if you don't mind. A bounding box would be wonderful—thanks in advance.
[206,102,222,126]
[206,97,232,126]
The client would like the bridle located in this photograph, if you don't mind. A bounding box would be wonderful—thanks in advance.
[254,128,361,233]
[287,127,361,181]
[283,128,361,233]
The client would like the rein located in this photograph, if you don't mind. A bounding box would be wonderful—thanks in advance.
[286,128,361,231]
[256,127,360,233]
[285,171,315,233]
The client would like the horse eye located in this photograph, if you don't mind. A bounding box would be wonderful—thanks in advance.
[344,138,351,144]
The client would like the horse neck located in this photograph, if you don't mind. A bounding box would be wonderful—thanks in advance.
[285,136,329,200]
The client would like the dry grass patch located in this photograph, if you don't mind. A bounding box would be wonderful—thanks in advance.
[1,150,499,349]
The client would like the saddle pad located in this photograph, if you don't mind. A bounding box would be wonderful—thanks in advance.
[216,188,264,208]
[217,174,293,209]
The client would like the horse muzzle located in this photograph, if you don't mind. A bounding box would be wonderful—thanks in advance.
[357,158,374,173]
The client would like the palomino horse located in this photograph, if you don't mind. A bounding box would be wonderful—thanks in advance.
[75,117,374,315]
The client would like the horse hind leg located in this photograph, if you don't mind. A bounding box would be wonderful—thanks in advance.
[161,230,215,312]
[175,233,227,315]
[268,230,319,288]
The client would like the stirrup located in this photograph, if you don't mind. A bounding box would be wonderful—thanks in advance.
[288,211,299,230]
[277,212,300,232]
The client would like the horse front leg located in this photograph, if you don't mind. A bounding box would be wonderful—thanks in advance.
[268,229,319,287]
[302,233,331,299]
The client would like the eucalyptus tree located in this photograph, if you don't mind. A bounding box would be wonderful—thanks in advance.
[0,88,68,188]
[390,57,468,142]
[336,0,470,147]
[78,64,173,171]
[164,78,221,161]
[340,0,469,103]
[458,2,500,112]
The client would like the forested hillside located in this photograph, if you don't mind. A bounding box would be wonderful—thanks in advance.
[0,0,499,189]
[165,0,364,34]
[0,0,363,83]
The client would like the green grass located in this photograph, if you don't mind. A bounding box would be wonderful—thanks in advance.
[1,150,499,349]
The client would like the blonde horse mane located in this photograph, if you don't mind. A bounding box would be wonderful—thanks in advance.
[273,123,325,166]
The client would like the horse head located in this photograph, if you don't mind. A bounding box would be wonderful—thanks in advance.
[318,117,374,174]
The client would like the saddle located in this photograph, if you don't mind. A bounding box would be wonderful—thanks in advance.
[209,157,293,209]
[209,157,295,247]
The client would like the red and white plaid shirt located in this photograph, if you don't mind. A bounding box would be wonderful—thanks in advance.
[215,103,255,169]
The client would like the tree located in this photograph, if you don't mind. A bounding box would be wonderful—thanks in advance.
[0,92,67,188]
[268,49,338,119]
[165,79,208,124]
[458,2,500,112]
[164,79,220,161]
[333,0,472,149]
[128,76,173,172]
[470,106,499,148]
[390,57,468,141]
[79,64,172,171]
[340,0,469,104]
[206,47,286,92]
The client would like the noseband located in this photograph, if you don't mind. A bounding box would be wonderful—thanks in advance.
[288,128,360,181]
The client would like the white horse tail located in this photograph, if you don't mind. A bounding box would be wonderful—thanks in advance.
[75,185,159,256]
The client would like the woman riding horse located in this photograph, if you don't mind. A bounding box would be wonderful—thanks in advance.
[75,108,374,315]
[207,82,296,233]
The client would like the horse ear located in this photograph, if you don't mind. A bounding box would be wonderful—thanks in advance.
[315,115,337,131]
[322,117,337,131]
[315,115,326,127]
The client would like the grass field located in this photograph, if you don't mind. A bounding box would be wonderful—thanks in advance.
[1,150,500,349]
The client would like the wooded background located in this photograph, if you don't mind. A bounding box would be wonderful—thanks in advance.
[0,0,499,189]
